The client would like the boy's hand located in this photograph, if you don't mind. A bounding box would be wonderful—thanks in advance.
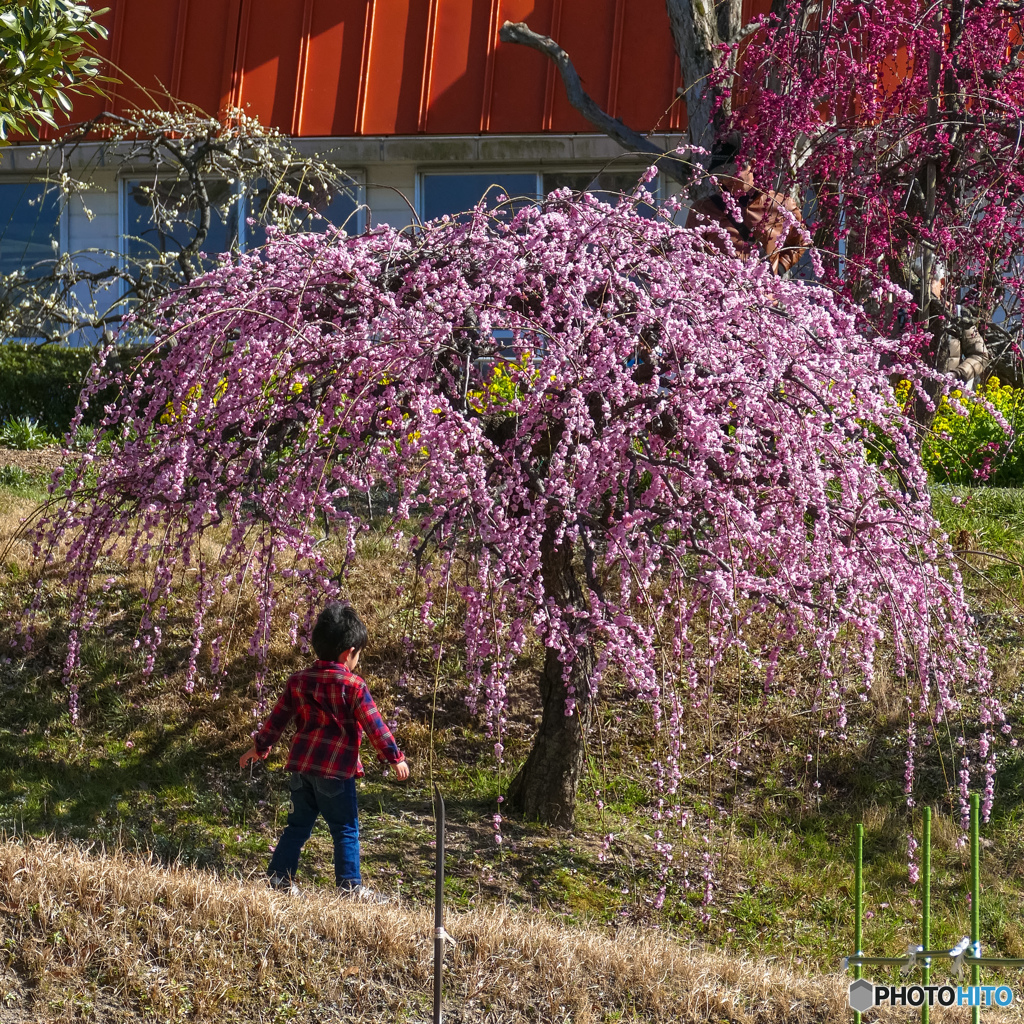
[239,745,269,770]
[394,759,410,781]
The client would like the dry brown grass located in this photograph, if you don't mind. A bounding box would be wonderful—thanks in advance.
[1,837,1014,1024]
[0,836,864,1023]
[0,492,45,564]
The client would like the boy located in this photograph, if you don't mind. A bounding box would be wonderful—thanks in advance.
[239,602,409,897]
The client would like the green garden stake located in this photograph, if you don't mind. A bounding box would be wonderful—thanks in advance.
[842,801,1024,1017]
[922,806,931,1024]
[971,793,981,1024]
[855,823,864,1024]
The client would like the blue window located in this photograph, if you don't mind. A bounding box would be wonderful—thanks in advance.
[542,171,659,217]
[0,182,61,279]
[245,172,362,249]
[122,178,240,268]
[420,173,539,222]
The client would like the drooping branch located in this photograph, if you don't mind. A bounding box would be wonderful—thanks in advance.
[498,21,694,187]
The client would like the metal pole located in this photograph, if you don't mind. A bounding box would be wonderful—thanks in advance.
[922,806,931,1024]
[433,785,446,1024]
[855,823,864,1024]
[971,793,980,1024]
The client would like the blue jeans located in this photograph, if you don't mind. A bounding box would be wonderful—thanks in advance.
[266,772,360,887]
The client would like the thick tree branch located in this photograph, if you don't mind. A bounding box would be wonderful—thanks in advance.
[980,55,1023,84]
[665,0,736,162]
[498,21,693,187]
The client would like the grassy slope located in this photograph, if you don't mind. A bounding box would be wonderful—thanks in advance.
[3,452,1024,1020]
[0,836,864,1024]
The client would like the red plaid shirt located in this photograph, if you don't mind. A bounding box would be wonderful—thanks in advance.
[253,661,404,779]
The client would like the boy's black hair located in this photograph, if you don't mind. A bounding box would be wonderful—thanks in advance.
[311,602,368,662]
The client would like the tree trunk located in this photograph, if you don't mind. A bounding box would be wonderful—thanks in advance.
[665,0,743,193]
[505,533,594,827]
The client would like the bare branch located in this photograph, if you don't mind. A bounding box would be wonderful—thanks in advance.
[498,21,693,186]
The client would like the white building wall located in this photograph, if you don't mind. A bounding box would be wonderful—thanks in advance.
[364,162,419,230]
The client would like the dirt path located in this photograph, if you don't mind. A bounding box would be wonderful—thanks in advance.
[0,444,66,477]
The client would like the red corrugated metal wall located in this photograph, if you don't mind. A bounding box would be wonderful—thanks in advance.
[61,0,773,137]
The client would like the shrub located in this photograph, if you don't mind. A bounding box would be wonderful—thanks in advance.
[0,415,57,450]
[913,377,1024,486]
[0,343,146,436]
[0,344,95,434]
[0,465,33,487]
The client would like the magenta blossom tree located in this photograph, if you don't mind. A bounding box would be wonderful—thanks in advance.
[26,190,1005,833]
[504,0,1024,384]
[729,0,1024,371]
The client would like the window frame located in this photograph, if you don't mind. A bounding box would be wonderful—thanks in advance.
[415,170,543,223]
[244,169,367,245]
[118,171,367,280]
[539,167,664,208]
[0,177,69,343]
[118,174,246,275]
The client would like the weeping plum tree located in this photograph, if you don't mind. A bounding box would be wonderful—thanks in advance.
[27,189,1005,829]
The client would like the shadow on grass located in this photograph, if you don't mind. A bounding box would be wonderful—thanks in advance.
[0,621,560,911]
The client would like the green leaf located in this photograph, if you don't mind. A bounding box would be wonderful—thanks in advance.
[0,0,115,134]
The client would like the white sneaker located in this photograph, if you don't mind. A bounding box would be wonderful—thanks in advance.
[339,884,390,904]
[268,875,301,896]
